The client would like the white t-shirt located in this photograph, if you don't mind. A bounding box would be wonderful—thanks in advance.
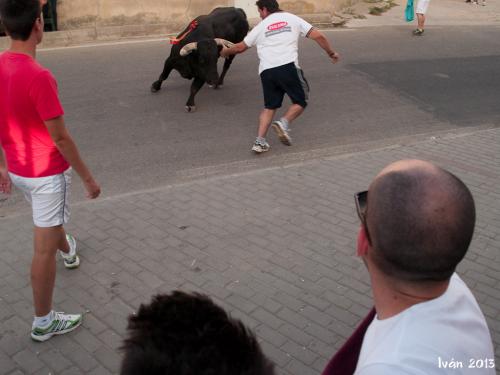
[243,12,313,74]
[355,274,495,375]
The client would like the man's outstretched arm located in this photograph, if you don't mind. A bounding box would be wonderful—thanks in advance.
[307,29,340,63]
[220,41,249,58]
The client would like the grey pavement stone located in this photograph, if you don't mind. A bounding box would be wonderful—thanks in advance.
[255,324,289,348]
[304,322,337,346]
[0,350,18,373]
[0,128,499,373]
[73,328,106,353]
[59,367,83,375]
[92,345,122,373]
[87,366,113,375]
[280,322,317,347]
[260,340,292,369]
[285,358,318,375]
[12,349,45,373]
[38,347,73,373]
[97,330,123,350]
[57,340,100,372]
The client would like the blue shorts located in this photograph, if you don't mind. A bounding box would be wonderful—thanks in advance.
[260,62,309,109]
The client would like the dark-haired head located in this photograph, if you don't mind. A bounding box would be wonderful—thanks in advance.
[120,291,275,375]
[365,160,475,282]
[0,0,41,41]
[255,0,281,13]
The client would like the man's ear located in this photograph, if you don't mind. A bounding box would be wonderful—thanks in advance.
[33,16,43,33]
[356,226,370,257]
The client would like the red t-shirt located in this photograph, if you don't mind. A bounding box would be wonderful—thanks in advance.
[0,51,69,177]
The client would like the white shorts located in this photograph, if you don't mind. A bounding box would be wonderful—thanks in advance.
[9,168,72,227]
[416,0,430,14]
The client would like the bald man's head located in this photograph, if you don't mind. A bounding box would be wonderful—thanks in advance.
[365,160,475,281]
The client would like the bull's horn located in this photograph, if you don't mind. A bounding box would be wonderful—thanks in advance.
[180,42,198,56]
[215,38,234,48]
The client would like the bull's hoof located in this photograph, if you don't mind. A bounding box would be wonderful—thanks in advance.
[185,105,196,113]
[151,82,161,93]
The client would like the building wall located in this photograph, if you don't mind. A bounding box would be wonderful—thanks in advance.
[56,0,344,30]
[57,0,231,29]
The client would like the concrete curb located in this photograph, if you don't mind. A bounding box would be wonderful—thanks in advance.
[0,23,176,50]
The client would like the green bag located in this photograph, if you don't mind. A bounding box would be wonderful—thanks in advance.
[405,0,414,22]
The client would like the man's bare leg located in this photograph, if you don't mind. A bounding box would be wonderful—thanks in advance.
[282,104,304,124]
[272,104,305,146]
[417,13,425,30]
[32,225,67,316]
[58,226,70,254]
[257,108,276,138]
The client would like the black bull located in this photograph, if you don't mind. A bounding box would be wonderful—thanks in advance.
[151,7,250,112]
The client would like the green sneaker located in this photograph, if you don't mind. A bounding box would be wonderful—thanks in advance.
[31,312,83,342]
[60,234,80,269]
[413,28,424,36]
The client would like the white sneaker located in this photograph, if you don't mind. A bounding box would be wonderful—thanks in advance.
[31,311,82,342]
[60,234,80,269]
[272,120,292,146]
[251,140,270,153]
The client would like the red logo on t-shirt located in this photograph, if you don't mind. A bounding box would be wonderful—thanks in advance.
[267,21,288,31]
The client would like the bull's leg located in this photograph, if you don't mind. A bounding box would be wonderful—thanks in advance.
[151,58,174,93]
[185,77,205,112]
[216,56,235,87]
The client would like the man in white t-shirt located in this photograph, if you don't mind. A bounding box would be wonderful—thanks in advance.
[220,0,339,153]
[322,159,495,375]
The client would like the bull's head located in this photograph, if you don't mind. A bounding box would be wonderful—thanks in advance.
[180,39,234,86]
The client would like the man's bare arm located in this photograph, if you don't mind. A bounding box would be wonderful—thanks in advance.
[45,116,100,199]
[0,147,11,194]
[307,29,340,63]
[220,41,249,58]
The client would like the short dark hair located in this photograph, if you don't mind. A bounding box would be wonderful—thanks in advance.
[256,0,281,13]
[366,166,475,281]
[0,0,40,41]
[120,291,275,375]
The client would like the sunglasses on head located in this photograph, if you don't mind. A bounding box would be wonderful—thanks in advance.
[354,190,371,243]
[354,191,367,221]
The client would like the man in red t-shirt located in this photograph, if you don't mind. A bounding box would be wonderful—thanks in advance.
[0,0,100,341]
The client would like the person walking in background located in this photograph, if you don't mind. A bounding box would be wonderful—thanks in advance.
[0,0,100,341]
[323,159,495,375]
[413,0,430,35]
[221,0,340,153]
[120,291,275,375]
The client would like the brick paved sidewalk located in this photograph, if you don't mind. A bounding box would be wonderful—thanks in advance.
[1,127,499,374]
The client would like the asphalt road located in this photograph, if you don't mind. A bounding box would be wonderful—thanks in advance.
[1,24,500,216]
